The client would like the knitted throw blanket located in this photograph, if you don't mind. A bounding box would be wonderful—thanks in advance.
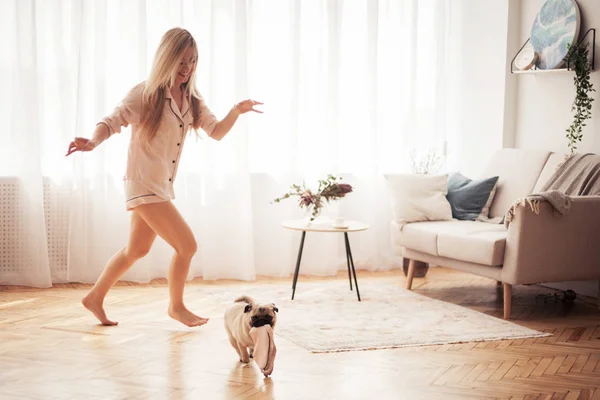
[504,153,600,228]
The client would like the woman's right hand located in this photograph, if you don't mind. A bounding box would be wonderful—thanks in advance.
[65,137,96,156]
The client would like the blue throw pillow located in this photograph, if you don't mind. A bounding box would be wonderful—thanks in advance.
[446,173,499,221]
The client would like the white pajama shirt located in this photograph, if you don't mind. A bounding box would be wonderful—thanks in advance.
[95,82,218,210]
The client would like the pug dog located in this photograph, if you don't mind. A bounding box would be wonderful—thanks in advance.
[224,295,278,364]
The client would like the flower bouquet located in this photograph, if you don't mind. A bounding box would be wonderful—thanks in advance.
[272,174,353,222]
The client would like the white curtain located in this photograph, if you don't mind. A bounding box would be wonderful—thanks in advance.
[0,0,462,287]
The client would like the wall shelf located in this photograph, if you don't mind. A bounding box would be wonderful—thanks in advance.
[511,28,595,74]
[512,68,577,75]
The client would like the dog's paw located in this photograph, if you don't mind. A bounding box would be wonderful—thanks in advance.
[239,355,251,363]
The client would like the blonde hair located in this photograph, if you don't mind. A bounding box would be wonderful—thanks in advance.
[139,28,205,144]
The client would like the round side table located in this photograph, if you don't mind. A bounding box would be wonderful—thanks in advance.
[281,219,369,301]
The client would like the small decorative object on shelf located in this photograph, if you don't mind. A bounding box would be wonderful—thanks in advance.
[514,45,538,71]
[272,175,353,222]
[565,41,595,153]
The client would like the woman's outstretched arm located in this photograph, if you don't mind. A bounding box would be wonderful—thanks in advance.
[209,99,263,141]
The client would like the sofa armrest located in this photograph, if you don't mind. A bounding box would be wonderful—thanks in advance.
[501,196,600,285]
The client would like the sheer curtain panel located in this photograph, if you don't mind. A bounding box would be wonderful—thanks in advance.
[0,0,462,286]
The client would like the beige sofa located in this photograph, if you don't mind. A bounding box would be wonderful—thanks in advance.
[391,148,600,319]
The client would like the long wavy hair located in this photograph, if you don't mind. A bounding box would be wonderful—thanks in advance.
[139,28,205,144]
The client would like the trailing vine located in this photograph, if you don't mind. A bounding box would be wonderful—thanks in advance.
[565,42,595,154]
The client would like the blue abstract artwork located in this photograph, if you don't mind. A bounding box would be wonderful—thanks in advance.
[530,0,580,70]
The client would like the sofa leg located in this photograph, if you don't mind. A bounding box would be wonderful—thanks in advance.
[597,280,600,311]
[496,281,502,286]
[406,259,416,290]
[503,283,512,320]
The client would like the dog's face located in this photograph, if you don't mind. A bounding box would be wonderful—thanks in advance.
[244,302,278,329]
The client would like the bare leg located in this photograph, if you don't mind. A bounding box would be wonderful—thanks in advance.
[82,211,157,325]
[134,201,208,327]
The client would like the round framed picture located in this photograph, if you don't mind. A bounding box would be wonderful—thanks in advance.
[530,0,581,70]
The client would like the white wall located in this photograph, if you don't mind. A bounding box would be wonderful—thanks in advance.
[452,0,511,177]
[513,0,600,154]
[502,0,523,149]
[511,0,600,298]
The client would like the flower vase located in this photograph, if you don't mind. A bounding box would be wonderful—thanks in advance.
[304,206,322,226]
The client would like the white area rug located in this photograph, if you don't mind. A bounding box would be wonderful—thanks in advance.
[212,281,550,353]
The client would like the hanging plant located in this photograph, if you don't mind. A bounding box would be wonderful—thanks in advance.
[565,42,595,154]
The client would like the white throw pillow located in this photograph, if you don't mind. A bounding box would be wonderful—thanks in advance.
[384,174,453,227]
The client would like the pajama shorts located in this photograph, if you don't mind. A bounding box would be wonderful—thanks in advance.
[124,179,169,211]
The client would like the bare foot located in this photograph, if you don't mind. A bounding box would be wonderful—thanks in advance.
[168,305,209,327]
[82,293,118,326]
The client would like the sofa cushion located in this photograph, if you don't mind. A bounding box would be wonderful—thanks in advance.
[437,223,507,266]
[384,174,453,226]
[391,220,444,256]
[482,149,550,220]
[446,172,499,221]
[391,220,507,266]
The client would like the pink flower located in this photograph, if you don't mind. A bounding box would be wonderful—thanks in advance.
[338,183,353,194]
[300,192,314,206]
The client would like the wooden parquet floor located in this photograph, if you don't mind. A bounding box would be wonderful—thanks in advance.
[1,267,600,400]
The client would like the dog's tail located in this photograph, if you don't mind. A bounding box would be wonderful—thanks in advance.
[234,295,254,304]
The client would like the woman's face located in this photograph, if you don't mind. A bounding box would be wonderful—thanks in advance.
[175,46,196,86]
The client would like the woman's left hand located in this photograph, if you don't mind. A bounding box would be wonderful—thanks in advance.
[235,99,263,114]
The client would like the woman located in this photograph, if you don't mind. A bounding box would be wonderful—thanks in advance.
[66,28,262,327]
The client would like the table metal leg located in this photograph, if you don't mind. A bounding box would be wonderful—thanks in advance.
[344,232,361,301]
[346,237,353,291]
[291,231,306,300]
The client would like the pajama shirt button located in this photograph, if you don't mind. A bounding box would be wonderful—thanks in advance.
[172,160,175,163]
[177,143,180,146]
[169,179,172,182]
[180,124,183,128]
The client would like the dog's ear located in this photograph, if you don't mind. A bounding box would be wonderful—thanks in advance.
[244,304,253,313]
[272,303,279,313]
